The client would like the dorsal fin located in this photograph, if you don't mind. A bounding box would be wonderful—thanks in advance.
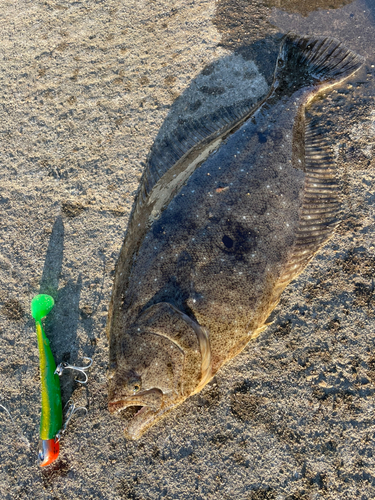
[139,98,261,211]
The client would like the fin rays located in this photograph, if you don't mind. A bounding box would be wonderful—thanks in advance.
[278,117,341,287]
[282,34,364,85]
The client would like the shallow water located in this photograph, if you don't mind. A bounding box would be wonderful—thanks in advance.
[0,1,374,499]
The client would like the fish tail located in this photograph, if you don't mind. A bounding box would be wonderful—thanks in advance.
[275,33,364,92]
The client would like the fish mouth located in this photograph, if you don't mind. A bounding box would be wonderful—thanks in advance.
[108,388,164,438]
[108,388,163,414]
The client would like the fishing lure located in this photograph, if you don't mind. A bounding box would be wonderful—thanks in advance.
[31,294,62,466]
[32,294,93,466]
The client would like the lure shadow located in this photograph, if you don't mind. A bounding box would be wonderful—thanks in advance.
[39,216,82,406]
[39,215,64,298]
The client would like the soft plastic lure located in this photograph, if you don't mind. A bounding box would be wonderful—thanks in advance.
[31,294,63,467]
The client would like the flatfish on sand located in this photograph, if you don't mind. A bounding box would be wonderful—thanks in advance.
[107,34,363,438]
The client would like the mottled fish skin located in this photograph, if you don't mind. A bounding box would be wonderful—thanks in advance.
[107,34,364,439]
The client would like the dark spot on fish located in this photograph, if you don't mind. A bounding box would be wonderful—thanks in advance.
[251,199,267,215]
[222,235,234,249]
[218,222,257,260]
[243,69,257,80]
[257,131,268,143]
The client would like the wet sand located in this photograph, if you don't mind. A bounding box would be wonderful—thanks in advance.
[0,0,374,498]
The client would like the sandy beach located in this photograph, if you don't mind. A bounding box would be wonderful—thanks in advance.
[0,0,375,498]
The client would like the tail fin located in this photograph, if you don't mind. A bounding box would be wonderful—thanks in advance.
[275,33,364,94]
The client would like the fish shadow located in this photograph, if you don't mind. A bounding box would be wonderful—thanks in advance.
[39,215,82,406]
[149,34,281,160]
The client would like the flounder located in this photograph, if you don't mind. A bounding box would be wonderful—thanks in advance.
[107,34,363,439]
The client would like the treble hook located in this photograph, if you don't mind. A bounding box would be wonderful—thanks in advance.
[54,357,93,384]
[56,400,87,441]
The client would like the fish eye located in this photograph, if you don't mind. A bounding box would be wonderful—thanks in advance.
[125,371,142,394]
[278,59,284,67]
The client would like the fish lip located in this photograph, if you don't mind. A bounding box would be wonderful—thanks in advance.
[108,399,134,414]
[108,388,163,414]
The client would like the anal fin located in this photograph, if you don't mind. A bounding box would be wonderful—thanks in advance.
[278,117,341,288]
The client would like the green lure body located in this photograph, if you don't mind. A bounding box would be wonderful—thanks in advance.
[31,295,62,464]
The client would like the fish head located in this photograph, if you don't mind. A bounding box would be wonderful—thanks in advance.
[107,322,185,439]
[108,302,211,438]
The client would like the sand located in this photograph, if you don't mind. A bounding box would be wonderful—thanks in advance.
[0,0,374,498]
